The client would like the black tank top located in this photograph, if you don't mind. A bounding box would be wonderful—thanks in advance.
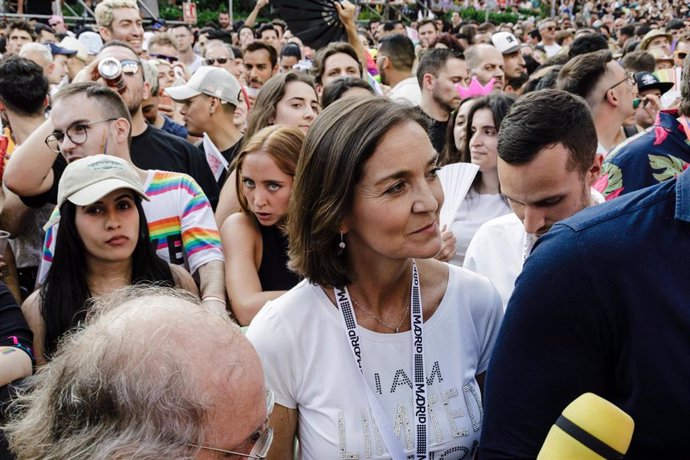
[257,224,300,291]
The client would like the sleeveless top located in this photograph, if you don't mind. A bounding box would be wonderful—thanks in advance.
[257,224,301,291]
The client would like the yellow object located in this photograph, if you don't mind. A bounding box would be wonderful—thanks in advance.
[537,393,634,460]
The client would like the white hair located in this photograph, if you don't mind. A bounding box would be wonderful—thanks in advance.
[19,43,53,63]
[4,285,250,460]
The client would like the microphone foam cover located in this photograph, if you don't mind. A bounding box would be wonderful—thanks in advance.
[537,393,634,460]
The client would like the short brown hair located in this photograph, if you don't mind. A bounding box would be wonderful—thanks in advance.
[312,42,362,85]
[287,97,428,288]
[235,125,304,216]
[556,49,612,107]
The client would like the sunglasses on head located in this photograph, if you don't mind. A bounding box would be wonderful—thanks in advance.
[205,57,229,65]
[149,53,178,63]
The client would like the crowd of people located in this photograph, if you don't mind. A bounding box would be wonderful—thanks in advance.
[0,0,690,458]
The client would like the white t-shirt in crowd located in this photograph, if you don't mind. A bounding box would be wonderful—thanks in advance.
[388,76,422,106]
[542,42,562,57]
[464,213,526,310]
[449,191,511,266]
[247,264,503,459]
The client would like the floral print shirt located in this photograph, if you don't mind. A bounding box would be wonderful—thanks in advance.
[596,110,690,200]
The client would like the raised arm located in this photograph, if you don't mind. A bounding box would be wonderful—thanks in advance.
[244,0,269,29]
[336,0,368,75]
[3,119,57,197]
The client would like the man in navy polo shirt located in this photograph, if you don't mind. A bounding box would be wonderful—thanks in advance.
[479,166,690,458]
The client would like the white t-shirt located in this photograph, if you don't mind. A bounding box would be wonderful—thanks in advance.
[449,191,511,266]
[463,213,526,310]
[542,42,562,57]
[247,265,503,459]
[388,76,422,106]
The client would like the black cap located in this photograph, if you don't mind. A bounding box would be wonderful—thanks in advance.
[634,72,674,95]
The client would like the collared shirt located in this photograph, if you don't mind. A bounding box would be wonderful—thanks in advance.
[597,109,690,200]
[479,168,690,459]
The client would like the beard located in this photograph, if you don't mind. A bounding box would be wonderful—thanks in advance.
[431,84,457,115]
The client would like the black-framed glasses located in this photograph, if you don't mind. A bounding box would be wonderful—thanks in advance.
[205,57,229,65]
[44,118,117,153]
[603,71,636,99]
[149,53,178,63]
[188,389,275,459]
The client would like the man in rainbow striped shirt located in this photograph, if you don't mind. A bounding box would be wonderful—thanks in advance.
[6,82,227,313]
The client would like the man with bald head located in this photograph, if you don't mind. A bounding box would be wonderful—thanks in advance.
[5,286,272,459]
[465,43,506,91]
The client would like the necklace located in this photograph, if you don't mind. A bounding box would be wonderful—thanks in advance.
[351,295,409,333]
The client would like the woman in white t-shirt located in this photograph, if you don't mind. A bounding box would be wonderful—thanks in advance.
[246,97,503,459]
[449,93,516,265]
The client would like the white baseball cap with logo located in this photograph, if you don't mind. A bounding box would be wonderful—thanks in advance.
[165,66,242,107]
[491,31,521,55]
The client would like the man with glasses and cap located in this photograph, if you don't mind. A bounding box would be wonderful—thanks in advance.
[631,71,674,131]
[557,49,638,158]
[5,285,273,459]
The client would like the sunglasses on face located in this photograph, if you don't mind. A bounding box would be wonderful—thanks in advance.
[119,59,141,75]
[149,53,177,63]
[675,51,688,60]
[205,57,229,65]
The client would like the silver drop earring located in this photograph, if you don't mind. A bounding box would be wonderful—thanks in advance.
[338,232,346,255]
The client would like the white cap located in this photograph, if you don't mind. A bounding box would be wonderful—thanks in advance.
[165,66,242,107]
[59,36,89,62]
[491,32,521,54]
[78,31,104,55]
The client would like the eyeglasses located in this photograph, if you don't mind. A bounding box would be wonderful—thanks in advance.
[603,71,636,98]
[44,118,117,153]
[149,53,178,63]
[675,51,687,61]
[205,57,229,65]
[188,389,275,459]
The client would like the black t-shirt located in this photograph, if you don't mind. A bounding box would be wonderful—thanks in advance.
[0,281,32,351]
[131,126,220,209]
[19,154,66,208]
[198,136,243,189]
[415,106,448,154]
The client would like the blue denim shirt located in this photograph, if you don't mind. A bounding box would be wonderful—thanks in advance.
[480,168,690,459]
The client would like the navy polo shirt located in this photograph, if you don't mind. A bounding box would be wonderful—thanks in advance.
[479,168,690,458]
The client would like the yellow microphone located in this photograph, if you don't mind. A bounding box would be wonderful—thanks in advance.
[537,393,634,460]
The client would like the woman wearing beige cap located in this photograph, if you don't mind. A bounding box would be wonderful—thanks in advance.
[21,155,196,365]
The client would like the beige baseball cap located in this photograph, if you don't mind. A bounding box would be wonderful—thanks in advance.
[165,65,242,106]
[57,155,149,208]
[59,36,89,62]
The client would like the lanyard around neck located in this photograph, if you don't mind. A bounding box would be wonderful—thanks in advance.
[334,260,428,460]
